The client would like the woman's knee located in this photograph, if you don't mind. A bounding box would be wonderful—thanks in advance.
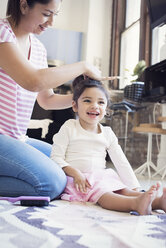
[0,135,67,199]
[0,162,67,199]
[41,167,67,199]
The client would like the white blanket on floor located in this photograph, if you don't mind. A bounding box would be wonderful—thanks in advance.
[0,199,165,248]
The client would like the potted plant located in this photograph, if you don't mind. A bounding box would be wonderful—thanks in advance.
[124,60,146,103]
[131,60,146,82]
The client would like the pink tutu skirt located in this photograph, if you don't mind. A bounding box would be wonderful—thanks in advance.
[61,168,126,203]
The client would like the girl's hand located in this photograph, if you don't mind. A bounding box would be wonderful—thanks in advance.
[62,166,91,193]
[73,171,91,193]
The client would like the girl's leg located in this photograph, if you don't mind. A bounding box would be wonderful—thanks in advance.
[0,135,67,200]
[116,182,160,197]
[117,184,166,212]
[97,185,157,215]
[115,188,142,197]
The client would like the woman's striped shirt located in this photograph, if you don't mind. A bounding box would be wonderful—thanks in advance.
[0,18,48,140]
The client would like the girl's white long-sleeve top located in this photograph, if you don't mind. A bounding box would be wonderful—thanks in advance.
[51,119,140,189]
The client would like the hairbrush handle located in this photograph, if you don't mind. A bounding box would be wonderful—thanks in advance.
[0,196,50,203]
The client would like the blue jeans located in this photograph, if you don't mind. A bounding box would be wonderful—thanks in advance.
[0,134,67,200]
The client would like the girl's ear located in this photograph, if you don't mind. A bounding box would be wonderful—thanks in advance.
[20,0,29,15]
[72,100,78,113]
[105,108,114,117]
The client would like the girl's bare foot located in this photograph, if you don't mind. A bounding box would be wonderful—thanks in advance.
[158,187,166,212]
[156,181,161,190]
[135,185,157,215]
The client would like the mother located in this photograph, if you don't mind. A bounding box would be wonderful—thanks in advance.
[0,0,104,201]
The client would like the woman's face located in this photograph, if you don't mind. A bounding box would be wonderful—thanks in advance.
[20,0,61,34]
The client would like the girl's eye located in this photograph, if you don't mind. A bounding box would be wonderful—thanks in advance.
[99,101,105,105]
[83,99,91,103]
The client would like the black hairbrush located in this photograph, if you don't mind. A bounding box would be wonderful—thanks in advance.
[0,196,50,207]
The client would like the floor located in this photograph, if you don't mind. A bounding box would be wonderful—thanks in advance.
[0,163,165,248]
[1,172,165,248]
[106,161,166,195]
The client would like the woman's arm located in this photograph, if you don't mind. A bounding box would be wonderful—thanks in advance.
[0,42,102,92]
[37,89,73,110]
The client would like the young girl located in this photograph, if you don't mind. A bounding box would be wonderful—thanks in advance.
[51,75,166,215]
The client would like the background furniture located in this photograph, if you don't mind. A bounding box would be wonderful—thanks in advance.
[27,100,75,144]
[133,123,166,178]
[152,116,166,179]
[110,83,146,153]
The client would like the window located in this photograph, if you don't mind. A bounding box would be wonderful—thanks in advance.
[125,0,141,27]
[152,24,166,64]
[119,0,141,89]
[119,21,140,88]
[110,0,151,89]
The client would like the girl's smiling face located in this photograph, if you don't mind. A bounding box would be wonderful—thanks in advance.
[72,87,108,132]
[20,0,61,34]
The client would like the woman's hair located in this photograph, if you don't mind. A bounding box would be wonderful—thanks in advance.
[6,0,54,26]
[72,75,110,106]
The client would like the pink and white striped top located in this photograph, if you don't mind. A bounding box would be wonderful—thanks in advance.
[0,19,48,140]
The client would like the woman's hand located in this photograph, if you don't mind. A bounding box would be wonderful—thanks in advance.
[84,62,117,82]
[83,62,102,81]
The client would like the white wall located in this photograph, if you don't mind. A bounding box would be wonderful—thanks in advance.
[53,0,89,33]
[0,0,8,18]
[0,0,112,77]
[55,0,112,77]
[85,0,112,76]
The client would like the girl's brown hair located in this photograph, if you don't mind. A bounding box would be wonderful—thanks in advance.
[72,75,110,106]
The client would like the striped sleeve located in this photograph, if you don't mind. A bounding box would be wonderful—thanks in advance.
[0,19,16,43]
